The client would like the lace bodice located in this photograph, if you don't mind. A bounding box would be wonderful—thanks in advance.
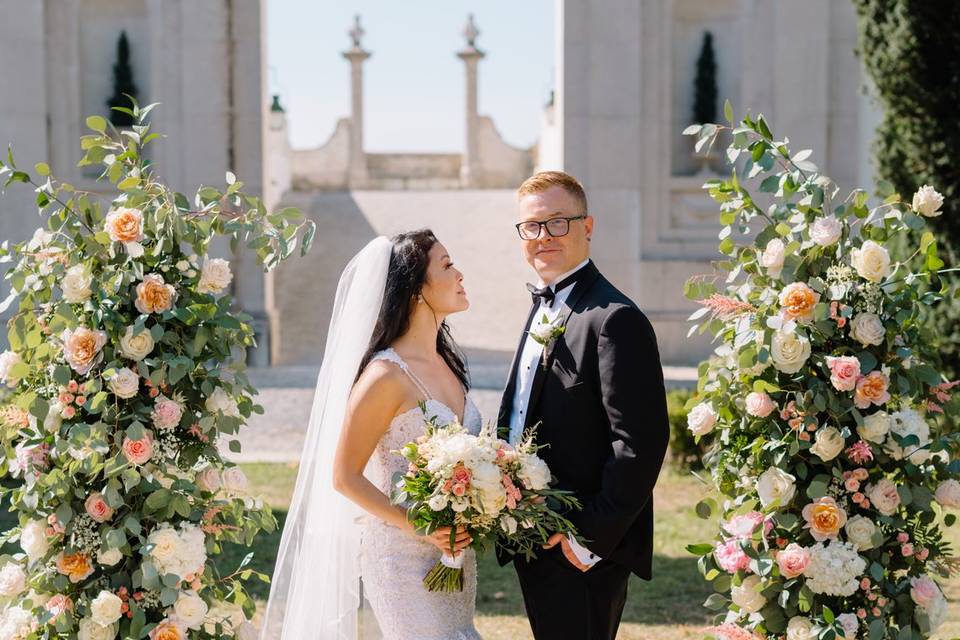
[365,348,482,495]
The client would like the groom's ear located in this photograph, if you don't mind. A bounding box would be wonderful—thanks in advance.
[585,215,594,241]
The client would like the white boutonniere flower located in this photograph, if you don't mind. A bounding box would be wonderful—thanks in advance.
[529,314,566,366]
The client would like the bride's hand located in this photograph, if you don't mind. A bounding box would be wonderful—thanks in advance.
[422,525,472,555]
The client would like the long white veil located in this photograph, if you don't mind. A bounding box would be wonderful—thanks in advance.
[260,236,393,640]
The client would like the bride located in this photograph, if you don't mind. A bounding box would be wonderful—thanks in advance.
[260,230,483,640]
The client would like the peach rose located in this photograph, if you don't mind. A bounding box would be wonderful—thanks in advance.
[135,274,177,314]
[802,496,847,541]
[776,543,810,578]
[105,206,144,243]
[122,431,154,465]
[45,593,73,619]
[854,371,890,409]
[54,550,94,583]
[149,617,186,640]
[60,327,108,375]
[85,493,114,523]
[778,282,820,324]
[825,356,861,392]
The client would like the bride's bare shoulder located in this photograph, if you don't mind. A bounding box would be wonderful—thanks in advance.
[352,358,408,401]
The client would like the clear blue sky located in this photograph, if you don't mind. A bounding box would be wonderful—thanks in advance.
[266,1,555,152]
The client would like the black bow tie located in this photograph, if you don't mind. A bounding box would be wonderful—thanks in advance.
[526,268,585,308]
[527,283,555,307]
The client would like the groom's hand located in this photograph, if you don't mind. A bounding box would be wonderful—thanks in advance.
[543,533,591,572]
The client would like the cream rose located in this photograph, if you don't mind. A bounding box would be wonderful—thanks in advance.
[850,312,885,347]
[195,466,222,493]
[0,350,23,388]
[771,330,811,374]
[222,467,249,494]
[836,613,859,639]
[108,367,139,399]
[197,257,233,295]
[858,411,891,444]
[935,479,960,508]
[61,264,94,303]
[809,427,845,462]
[845,515,878,551]
[0,562,26,597]
[77,617,117,640]
[20,519,49,562]
[119,326,155,361]
[687,402,717,436]
[90,591,123,626]
[757,466,796,508]
[173,591,208,630]
[97,547,123,567]
[912,185,944,217]
[809,217,842,247]
[850,240,891,283]
[786,616,815,640]
[731,575,766,613]
[761,238,786,279]
[205,387,240,418]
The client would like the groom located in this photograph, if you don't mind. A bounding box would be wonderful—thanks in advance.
[497,171,670,640]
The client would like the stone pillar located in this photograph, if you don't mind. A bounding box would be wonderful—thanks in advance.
[457,14,484,188]
[342,15,370,187]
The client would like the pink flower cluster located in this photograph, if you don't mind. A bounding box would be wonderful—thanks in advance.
[714,512,769,573]
[57,378,92,420]
[442,464,472,497]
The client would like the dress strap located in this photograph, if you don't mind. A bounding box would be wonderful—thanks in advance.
[371,348,433,400]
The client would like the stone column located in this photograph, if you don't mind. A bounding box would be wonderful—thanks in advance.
[457,14,484,188]
[342,15,370,187]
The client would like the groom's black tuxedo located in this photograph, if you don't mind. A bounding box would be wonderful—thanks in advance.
[496,259,669,639]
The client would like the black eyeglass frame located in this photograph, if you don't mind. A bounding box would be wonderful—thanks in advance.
[514,214,588,240]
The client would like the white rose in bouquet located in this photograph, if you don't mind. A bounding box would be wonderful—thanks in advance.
[205,387,240,418]
[786,616,815,640]
[857,410,891,443]
[912,185,944,217]
[97,547,123,567]
[173,590,209,629]
[77,617,117,640]
[844,515,877,551]
[197,257,233,294]
[195,466,222,493]
[849,312,885,347]
[866,478,901,516]
[19,520,49,562]
[850,240,891,283]
[517,454,551,491]
[222,467,249,494]
[90,590,123,626]
[809,427,844,462]
[731,575,766,613]
[771,331,811,374]
[0,350,23,388]
[0,563,26,597]
[61,264,93,303]
[118,326,154,361]
[756,466,796,508]
[809,216,842,247]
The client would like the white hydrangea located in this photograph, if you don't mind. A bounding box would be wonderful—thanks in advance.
[0,562,26,597]
[0,605,37,640]
[804,541,865,596]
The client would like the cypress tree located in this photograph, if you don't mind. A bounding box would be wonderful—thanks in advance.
[107,31,138,127]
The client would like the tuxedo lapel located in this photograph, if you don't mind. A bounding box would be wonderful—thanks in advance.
[497,301,539,437]
[524,261,601,429]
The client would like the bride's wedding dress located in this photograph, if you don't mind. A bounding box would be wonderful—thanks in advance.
[359,348,482,640]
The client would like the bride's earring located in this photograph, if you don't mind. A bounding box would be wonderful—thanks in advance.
[417,294,424,304]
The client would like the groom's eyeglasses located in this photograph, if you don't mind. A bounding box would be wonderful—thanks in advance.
[515,215,587,240]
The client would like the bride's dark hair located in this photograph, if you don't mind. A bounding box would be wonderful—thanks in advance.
[357,229,469,389]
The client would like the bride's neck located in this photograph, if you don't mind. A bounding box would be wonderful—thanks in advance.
[393,308,443,356]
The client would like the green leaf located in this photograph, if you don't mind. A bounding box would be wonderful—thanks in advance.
[34,162,50,177]
[117,176,140,190]
[86,115,107,133]
[723,99,734,123]
[686,543,715,555]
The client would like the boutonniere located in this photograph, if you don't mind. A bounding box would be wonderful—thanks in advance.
[529,314,566,366]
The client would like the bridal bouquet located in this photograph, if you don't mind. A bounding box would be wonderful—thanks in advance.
[0,102,315,639]
[393,408,580,591]
[683,104,960,639]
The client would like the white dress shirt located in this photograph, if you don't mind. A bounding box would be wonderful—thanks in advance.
[508,258,600,566]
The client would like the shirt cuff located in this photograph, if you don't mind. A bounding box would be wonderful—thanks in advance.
[567,534,601,566]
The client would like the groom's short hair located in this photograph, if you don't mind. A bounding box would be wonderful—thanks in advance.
[517,171,588,215]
